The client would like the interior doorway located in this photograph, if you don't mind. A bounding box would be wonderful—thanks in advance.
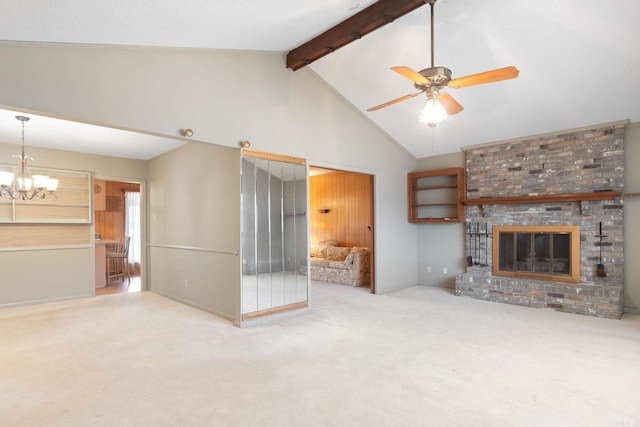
[94,178,143,295]
[309,167,375,292]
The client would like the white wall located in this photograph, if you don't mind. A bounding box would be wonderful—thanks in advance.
[624,123,640,313]
[147,142,240,322]
[0,42,418,306]
[0,248,92,306]
[415,152,466,288]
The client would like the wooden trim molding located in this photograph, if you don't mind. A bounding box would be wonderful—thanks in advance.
[463,191,620,205]
[241,149,306,165]
[147,243,238,256]
[242,301,309,321]
[0,244,91,253]
[492,225,581,284]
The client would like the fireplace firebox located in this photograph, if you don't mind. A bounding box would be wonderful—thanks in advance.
[492,225,580,283]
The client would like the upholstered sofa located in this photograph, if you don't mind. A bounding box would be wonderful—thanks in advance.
[310,241,371,287]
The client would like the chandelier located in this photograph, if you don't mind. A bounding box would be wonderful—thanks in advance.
[0,115,59,200]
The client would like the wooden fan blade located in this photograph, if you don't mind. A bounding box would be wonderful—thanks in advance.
[367,92,423,112]
[438,93,464,115]
[448,66,519,89]
[391,66,430,85]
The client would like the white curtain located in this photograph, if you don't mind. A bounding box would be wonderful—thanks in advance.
[125,191,141,264]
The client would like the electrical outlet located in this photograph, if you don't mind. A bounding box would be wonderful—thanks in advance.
[443,267,448,275]
[427,266,432,274]
[184,279,189,287]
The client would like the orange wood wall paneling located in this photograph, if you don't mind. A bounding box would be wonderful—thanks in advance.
[310,171,373,249]
[94,181,139,240]
[0,224,91,247]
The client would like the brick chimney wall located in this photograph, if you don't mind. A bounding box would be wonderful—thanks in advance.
[456,122,625,319]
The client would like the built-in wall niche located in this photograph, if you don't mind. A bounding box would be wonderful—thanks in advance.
[0,166,91,223]
[407,167,465,223]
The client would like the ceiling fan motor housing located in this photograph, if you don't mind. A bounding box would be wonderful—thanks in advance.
[414,67,452,91]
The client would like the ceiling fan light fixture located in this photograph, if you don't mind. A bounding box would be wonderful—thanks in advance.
[419,95,447,127]
[367,0,518,127]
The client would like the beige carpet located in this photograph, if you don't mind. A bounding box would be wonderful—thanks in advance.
[2,282,640,426]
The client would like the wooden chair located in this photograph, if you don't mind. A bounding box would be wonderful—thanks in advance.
[106,236,131,285]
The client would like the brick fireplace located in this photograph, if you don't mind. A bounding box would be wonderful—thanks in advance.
[455,121,626,319]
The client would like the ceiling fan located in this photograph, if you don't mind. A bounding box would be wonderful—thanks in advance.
[367,0,519,127]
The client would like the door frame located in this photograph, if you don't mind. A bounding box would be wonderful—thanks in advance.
[92,175,146,293]
[309,164,376,293]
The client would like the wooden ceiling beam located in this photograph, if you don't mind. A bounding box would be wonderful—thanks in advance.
[286,0,428,71]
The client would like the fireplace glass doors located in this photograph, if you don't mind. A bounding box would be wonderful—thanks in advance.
[492,225,580,283]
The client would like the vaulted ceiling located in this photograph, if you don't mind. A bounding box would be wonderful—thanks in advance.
[1,0,639,159]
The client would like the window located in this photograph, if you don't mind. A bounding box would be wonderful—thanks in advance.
[124,191,141,265]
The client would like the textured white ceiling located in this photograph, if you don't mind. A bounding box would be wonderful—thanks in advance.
[0,0,639,159]
[0,0,377,51]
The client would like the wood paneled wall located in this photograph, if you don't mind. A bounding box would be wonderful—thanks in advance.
[310,170,373,249]
[0,169,92,249]
[0,224,91,248]
[0,171,91,223]
[94,181,140,240]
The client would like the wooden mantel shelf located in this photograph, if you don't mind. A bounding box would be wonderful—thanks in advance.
[462,191,621,205]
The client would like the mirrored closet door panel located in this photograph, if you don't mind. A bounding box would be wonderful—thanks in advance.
[241,152,308,320]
